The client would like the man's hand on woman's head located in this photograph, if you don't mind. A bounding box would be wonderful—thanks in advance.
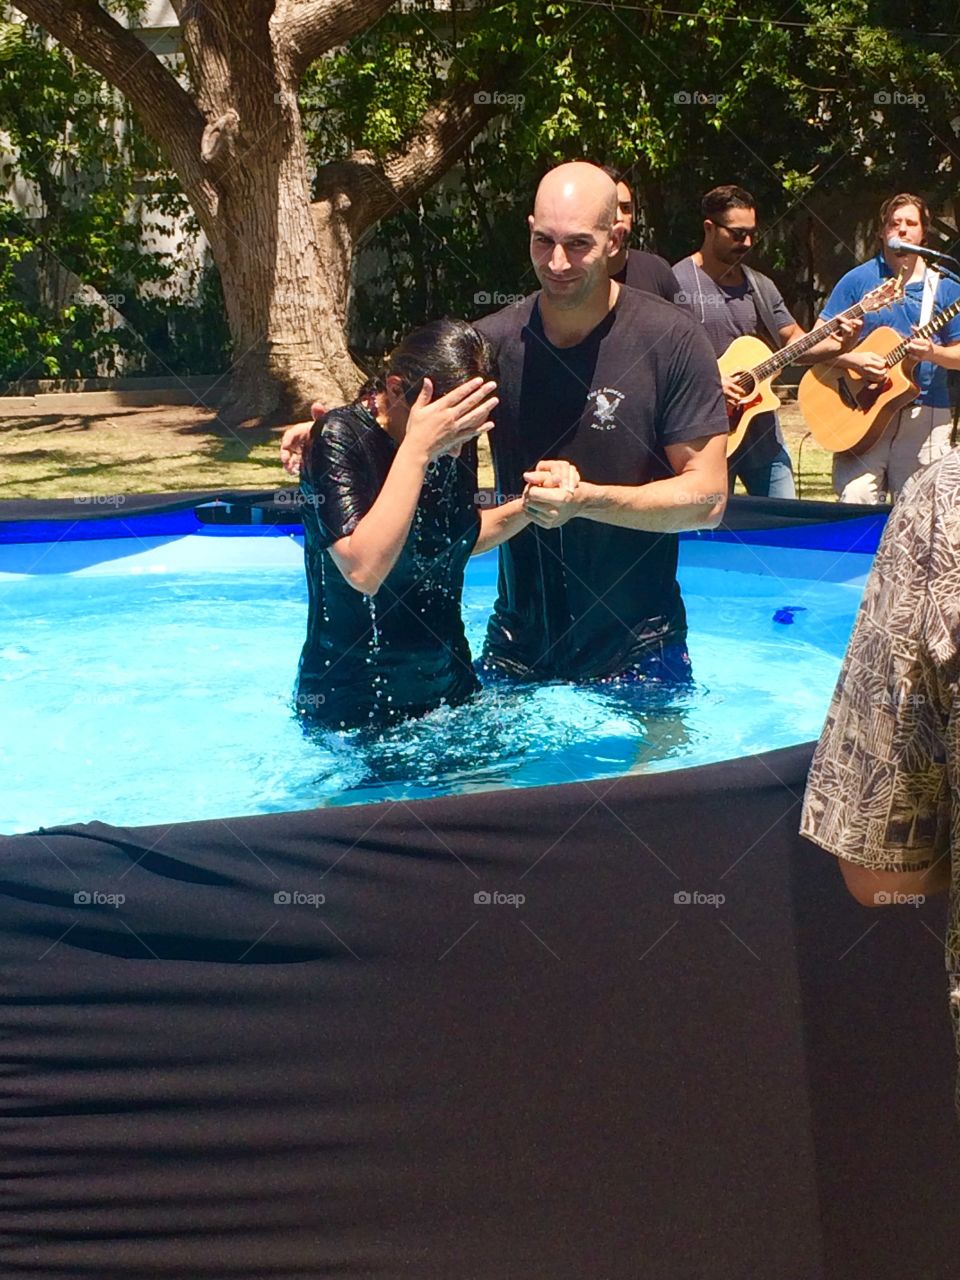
[279,402,326,476]
[280,422,312,475]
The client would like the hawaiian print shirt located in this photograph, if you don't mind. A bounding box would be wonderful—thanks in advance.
[800,447,960,1106]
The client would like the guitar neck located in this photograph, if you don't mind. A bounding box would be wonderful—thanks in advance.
[886,297,960,367]
[750,299,869,381]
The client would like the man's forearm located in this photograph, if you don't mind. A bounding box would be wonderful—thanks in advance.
[839,853,952,907]
[793,330,845,365]
[828,350,876,372]
[575,475,726,532]
[925,341,960,371]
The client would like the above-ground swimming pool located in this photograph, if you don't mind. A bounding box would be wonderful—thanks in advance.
[6,494,960,1280]
[1,495,883,833]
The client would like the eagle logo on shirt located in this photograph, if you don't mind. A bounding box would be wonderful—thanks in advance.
[586,387,624,430]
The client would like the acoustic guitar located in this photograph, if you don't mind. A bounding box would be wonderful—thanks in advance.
[798,291,960,453]
[719,276,904,456]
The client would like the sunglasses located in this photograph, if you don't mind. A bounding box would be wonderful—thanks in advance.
[711,221,756,243]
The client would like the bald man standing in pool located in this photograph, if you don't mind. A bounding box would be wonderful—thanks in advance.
[280,163,729,682]
[471,161,730,683]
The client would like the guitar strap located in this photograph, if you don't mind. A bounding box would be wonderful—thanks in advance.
[742,266,783,350]
[915,267,960,444]
[920,266,939,327]
[929,268,960,444]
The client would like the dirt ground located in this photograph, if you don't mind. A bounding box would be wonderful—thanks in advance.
[0,396,834,502]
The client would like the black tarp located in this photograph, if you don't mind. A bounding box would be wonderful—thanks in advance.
[1,749,957,1279]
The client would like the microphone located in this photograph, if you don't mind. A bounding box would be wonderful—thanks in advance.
[887,237,960,266]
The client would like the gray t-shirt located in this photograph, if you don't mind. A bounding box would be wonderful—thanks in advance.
[673,256,795,469]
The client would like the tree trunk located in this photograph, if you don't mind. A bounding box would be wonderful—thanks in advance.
[10,0,496,425]
[208,125,364,424]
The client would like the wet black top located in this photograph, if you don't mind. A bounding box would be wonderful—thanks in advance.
[296,404,480,729]
[474,289,728,680]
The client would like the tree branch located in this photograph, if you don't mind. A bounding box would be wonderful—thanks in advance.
[12,0,217,220]
[313,81,499,233]
[278,0,397,80]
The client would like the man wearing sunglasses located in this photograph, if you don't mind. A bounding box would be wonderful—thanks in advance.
[674,186,805,499]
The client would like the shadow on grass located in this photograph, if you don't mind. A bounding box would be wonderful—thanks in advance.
[175,414,278,464]
[0,408,220,436]
[0,454,168,494]
[0,415,96,434]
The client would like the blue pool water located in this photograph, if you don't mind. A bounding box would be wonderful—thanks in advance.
[0,523,876,833]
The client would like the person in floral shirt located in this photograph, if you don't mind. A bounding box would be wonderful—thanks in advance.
[801,447,959,1109]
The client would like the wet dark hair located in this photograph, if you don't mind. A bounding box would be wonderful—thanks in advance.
[362,318,496,407]
[701,185,756,221]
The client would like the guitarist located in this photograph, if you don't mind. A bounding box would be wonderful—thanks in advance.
[674,185,848,498]
[812,193,960,504]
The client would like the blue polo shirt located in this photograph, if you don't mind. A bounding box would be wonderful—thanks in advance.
[820,254,960,408]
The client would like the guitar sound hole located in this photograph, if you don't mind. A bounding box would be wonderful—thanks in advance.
[736,372,756,396]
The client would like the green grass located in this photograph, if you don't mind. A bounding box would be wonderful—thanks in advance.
[0,406,281,501]
[0,398,836,503]
[777,403,834,501]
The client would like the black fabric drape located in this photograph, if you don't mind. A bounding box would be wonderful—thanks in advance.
[1,744,956,1280]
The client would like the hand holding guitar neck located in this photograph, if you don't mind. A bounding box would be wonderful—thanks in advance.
[798,277,960,453]
[717,275,904,456]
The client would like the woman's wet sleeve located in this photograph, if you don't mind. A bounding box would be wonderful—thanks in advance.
[300,414,379,550]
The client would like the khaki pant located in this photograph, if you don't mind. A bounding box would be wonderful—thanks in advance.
[833,403,956,504]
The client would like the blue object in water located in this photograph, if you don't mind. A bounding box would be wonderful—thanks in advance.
[772,606,809,625]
